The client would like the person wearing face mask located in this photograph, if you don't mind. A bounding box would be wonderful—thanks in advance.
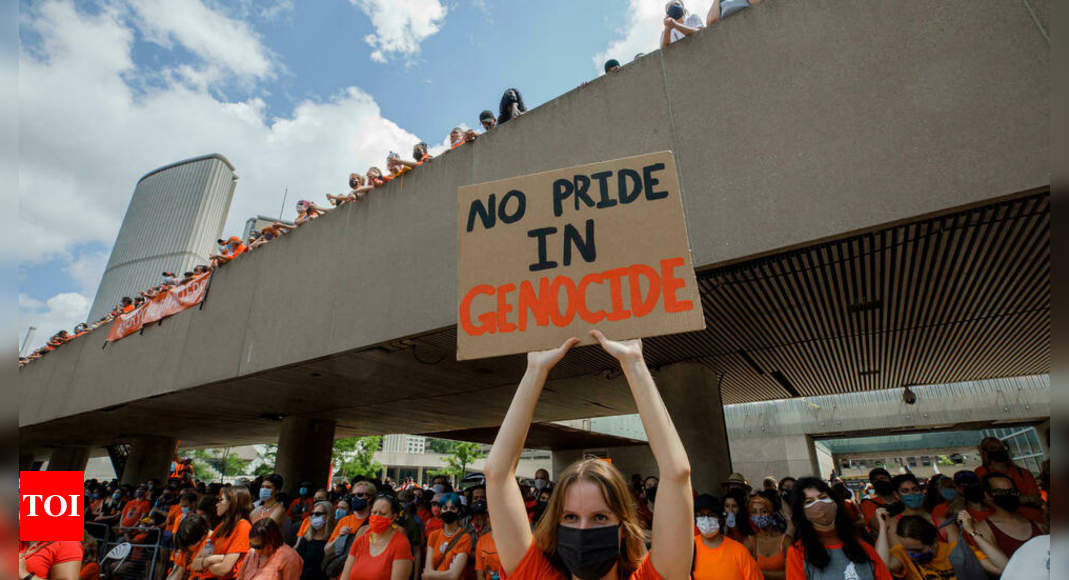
[168,514,211,580]
[691,494,764,580]
[252,475,287,526]
[196,486,253,580]
[874,511,1007,579]
[330,481,376,544]
[786,478,891,580]
[660,1,704,49]
[121,488,152,528]
[426,498,446,535]
[293,501,333,580]
[860,468,900,539]
[470,499,503,580]
[722,489,755,544]
[289,483,316,522]
[533,470,551,493]
[339,496,413,580]
[530,489,552,526]
[485,332,695,580]
[973,437,1043,508]
[973,473,1044,558]
[926,475,959,524]
[422,493,472,579]
[746,495,790,579]
[890,475,934,530]
[238,519,303,580]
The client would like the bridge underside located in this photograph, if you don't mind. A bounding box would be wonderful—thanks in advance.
[20,191,1049,450]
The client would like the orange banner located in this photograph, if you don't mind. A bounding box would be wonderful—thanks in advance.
[106,273,212,342]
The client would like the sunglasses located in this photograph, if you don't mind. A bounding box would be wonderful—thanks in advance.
[311,511,329,516]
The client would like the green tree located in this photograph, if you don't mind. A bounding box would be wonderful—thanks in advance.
[334,436,384,481]
[430,442,486,483]
[253,444,278,477]
[426,438,461,454]
[186,447,252,479]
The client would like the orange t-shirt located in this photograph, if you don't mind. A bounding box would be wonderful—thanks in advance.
[974,465,1041,497]
[121,499,151,527]
[330,514,368,542]
[474,532,502,578]
[347,528,413,580]
[692,536,763,580]
[209,520,252,579]
[785,540,892,580]
[502,541,662,580]
[80,561,101,580]
[427,528,473,576]
[172,536,208,568]
[20,542,83,579]
[166,504,184,532]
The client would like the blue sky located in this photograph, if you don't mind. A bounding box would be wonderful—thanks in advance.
[16,0,719,350]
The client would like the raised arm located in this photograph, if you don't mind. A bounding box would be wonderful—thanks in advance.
[957,511,1008,574]
[873,508,901,573]
[590,330,693,580]
[485,338,579,574]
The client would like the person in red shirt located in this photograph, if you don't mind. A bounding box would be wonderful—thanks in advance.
[786,478,892,580]
[484,332,694,580]
[340,496,414,580]
[20,541,82,580]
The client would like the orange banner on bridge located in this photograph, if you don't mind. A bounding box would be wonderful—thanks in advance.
[106,273,212,342]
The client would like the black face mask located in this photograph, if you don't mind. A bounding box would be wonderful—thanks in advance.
[992,495,1020,513]
[873,480,894,497]
[440,511,459,524]
[989,449,1010,463]
[351,497,368,512]
[645,486,658,503]
[557,525,620,580]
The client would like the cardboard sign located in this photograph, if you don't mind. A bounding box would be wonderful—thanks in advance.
[457,151,705,360]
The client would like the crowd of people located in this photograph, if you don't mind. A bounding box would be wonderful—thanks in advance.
[22,335,1050,580]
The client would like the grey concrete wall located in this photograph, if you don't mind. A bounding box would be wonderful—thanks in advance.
[19,0,1049,429]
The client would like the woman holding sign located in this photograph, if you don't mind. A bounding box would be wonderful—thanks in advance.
[485,330,693,580]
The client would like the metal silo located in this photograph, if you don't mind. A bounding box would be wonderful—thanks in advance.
[88,154,238,321]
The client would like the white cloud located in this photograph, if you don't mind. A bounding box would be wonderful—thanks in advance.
[18,0,427,271]
[594,1,714,73]
[64,249,109,296]
[349,0,447,63]
[17,292,92,353]
[128,0,273,82]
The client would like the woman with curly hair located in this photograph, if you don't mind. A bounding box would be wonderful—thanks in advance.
[497,89,526,124]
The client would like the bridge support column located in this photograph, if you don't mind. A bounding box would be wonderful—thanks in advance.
[20,449,40,471]
[48,446,91,471]
[656,363,733,495]
[122,436,177,486]
[275,417,336,495]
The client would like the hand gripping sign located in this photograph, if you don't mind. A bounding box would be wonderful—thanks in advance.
[457,151,705,360]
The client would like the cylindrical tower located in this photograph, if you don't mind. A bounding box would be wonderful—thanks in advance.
[88,154,238,321]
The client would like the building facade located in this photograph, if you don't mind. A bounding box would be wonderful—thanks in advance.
[88,154,238,321]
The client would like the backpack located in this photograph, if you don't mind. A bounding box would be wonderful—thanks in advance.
[321,533,356,578]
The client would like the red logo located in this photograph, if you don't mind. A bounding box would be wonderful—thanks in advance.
[20,471,85,541]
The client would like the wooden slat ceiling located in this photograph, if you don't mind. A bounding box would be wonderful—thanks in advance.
[414,191,1050,405]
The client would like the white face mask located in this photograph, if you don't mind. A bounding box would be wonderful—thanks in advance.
[696,516,720,537]
[534,478,548,490]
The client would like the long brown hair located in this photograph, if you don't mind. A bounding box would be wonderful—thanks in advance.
[533,458,646,578]
[217,486,251,539]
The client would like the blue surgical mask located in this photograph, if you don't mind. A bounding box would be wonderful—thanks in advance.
[335,508,347,520]
[309,515,325,530]
[940,488,958,501]
[751,515,776,529]
[299,487,309,496]
[901,493,926,509]
[113,493,121,500]
[725,512,737,528]
[181,507,191,515]
[259,488,273,502]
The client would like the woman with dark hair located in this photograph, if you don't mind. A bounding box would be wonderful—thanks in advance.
[412,142,432,164]
[196,486,253,580]
[830,482,863,530]
[497,89,526,124]
[875,513,1007,578]
[341,495,414,580]
[485,331,694,580]
[171,514,211,580]
[197,495,221,530]
[785,477,891,579]
[238,519,303,580]
[723,488,754,543]
[692,494,763,580]
[423,493,470,579]
[748,494,790,579]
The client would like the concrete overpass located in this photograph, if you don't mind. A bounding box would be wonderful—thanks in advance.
[18,0,1050,492]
